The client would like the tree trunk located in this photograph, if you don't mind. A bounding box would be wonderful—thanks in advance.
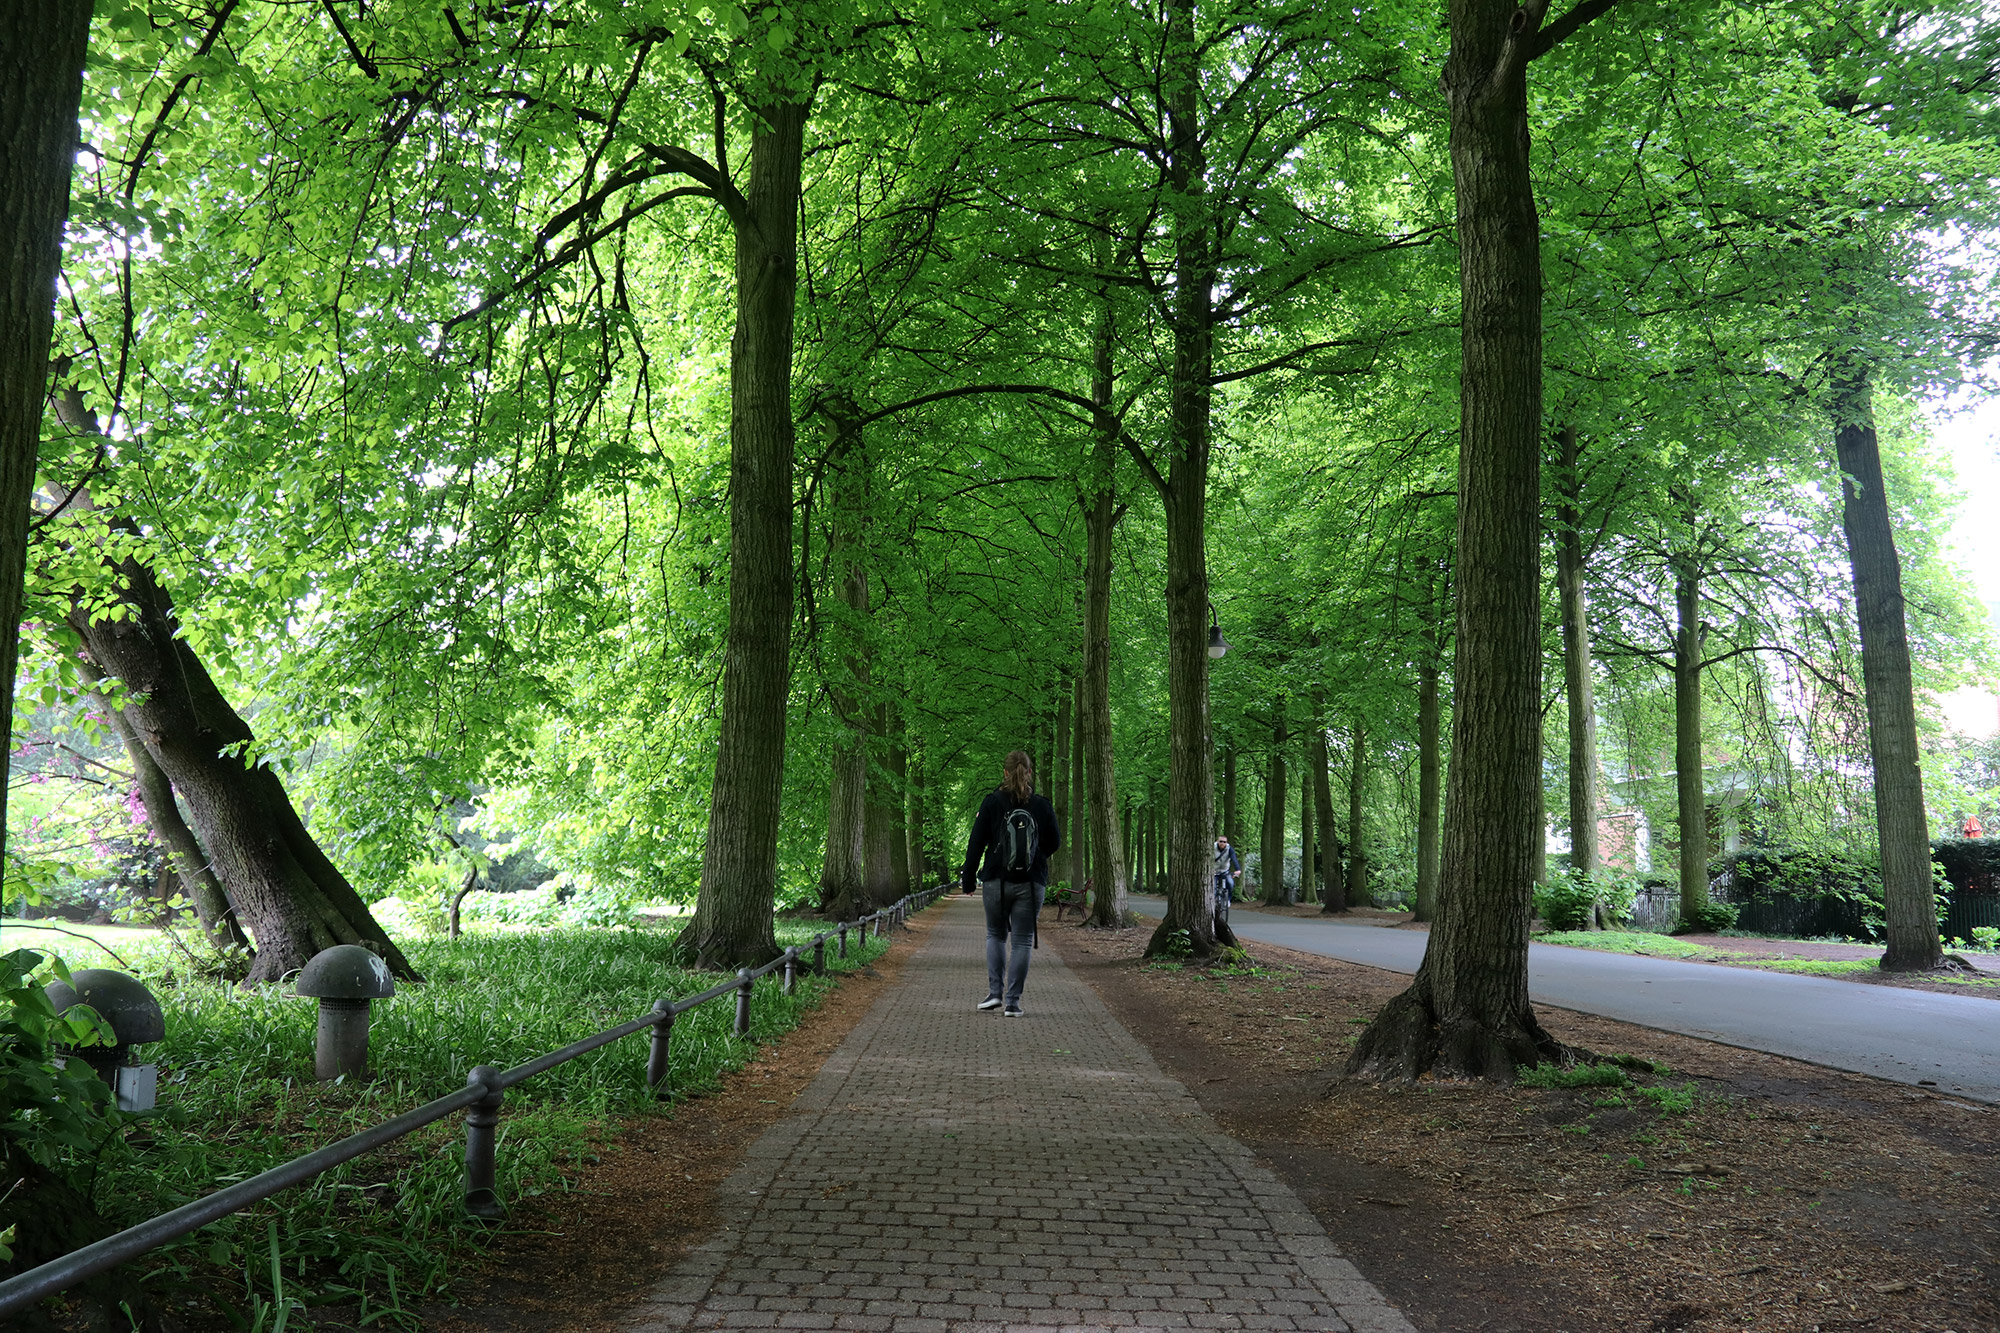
[1143,0,1228,959]
[885,719,911,898]
[1348,0,1562,1079]
[1051,676,1072,886]
[0,4,90,881]
[1299,741,1316,906]
[448,868,478,942]
[66,556,418,984]
[862,702,904,901]
[1672,535,1709,928]
[1071,671,1087,888]
[1223,747,1239,849]
[816,438,870,921]
[90,665,249,953]
[1415,646,1443,923]
[1555,424,1601,885]
[676,98,809,969]
[1833,367,1941,970]
[1346,721,1368,910]
[905,741,926,888]
[1311,690,1343,913]
[1260,696,1288,906]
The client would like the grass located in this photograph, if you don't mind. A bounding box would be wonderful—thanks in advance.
[1537,930,1708,960]
[17,911,908,1326]
[0,917,163,968]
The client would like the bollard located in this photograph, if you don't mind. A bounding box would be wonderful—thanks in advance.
[733,968,753,1037]
[646,1002,675,1099]
[296,945,395,1081]
[782,947,798,995]
[813,936,826,976]
[838,925,848,959]
[463,1066,506,1221]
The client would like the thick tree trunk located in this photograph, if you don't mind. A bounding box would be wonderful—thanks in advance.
[677,99,809,969]
[1260,697,1288,906]
[905,742,926,887]
[1415,649,1442,923]
[1144,0,1228,959]
[862,703,904,901]
[66,557,417,984]
[1349,0,1562,1079]
[1555,425,1601,883]
[1673,541,1709,927]
[91,667,249,953]
[0,5,90,879]
[1833,368,1941,970]
[1346,721,1369,910]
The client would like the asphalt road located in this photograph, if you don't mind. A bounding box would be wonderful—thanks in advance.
[1129,896,2000,1103]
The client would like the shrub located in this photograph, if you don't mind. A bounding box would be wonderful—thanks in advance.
[1675,900,1739,934]
[1534,869,1640,931]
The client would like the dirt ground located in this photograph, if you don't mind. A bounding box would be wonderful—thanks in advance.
[418,909,938,1333]
[1049,918,2000,1333]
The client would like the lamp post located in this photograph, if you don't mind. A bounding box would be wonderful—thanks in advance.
[1207,602,1230,659]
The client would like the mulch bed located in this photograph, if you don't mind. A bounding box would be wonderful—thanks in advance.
[1050,917,2000,1333]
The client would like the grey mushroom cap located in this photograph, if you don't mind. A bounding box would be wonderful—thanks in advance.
[66,969,167,1046]
[296,945,395,1001]
[42,978,78,1014]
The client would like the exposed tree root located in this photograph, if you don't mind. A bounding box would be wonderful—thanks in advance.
[1346,978,1572,1084]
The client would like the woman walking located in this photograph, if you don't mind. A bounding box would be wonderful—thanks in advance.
[960,749,1061,1016]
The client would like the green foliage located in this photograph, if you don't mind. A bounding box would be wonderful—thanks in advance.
[1517,1062,1633,1090]
[1632,1084,1696,1115]
[1676,900,1741,934]
[75,920,891,1315]
[1534,869,1640,932]
[0,949,118,1174]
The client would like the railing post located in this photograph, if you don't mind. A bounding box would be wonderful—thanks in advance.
[463,1066,506,1221]
[734,968,753,1037]
[782,947,798,995]
[838,925,848,959]
[813,936,826,976]
[646,1003,675,1099]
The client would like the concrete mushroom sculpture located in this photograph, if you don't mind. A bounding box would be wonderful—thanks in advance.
[297,945,395,1080]
[48,969,166,1111]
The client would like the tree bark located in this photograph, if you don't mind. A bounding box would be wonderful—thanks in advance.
[1071,671,1087,888]
[884,717,911,898]
[1312,692,1344,913]
[1051,675,1072,885]
[65,556,417,984]
[1299,740,1316,905]
[1260,696,1288,906]
[1143,0,1229,959]
[1348,0,1563,1079]
[862,702,904,901]
[816,432,870,921]
[905,741,926,887]
[89,665,249,953]
[1555,424,1601,883]
[676,98,809,969]
[1346,721,1368,910]
[1673,526,1709,928]
[0,4,90,882]
[1833,367,1941,970]
[1416,645,1443,923]
[1223,747,1239,849]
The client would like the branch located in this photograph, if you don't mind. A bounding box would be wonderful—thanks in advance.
[1531,0,1624,59]
[855,382,1170,498]
[318,0,379,78]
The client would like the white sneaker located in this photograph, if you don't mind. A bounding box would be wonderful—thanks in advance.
[1004,1005,1023,1018]
[977,997,1003,1011]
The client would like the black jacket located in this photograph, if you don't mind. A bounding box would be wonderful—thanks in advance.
[961,787,1062,888]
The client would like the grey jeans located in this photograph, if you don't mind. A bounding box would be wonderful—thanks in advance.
[981,879,1043,1005]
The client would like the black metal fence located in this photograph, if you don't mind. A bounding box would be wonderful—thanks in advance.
[0,886,944,1319]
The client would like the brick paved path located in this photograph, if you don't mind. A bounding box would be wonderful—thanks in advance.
[626,896,1416,1333]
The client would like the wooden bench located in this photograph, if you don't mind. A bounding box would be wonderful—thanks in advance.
[1046,881,1090,922]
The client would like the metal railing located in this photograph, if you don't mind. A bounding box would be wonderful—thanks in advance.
[0,885,946,1318]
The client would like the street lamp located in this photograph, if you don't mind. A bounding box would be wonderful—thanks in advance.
[1207,602,1230,659]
